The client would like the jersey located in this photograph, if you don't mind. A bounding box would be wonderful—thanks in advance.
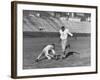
[59,29,73,40]
[59,29,69,40]
[42,45,54,55]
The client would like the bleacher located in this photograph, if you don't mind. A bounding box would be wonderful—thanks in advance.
[60,19,91,33]
[23,12,91,33]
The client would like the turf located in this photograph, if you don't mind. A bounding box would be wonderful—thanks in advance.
[23,36,90,69]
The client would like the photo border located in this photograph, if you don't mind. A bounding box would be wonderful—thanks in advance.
[11,1,98,79]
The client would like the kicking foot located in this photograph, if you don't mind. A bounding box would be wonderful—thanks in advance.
[35,59,39,62]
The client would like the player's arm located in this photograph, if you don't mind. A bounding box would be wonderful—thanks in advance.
[48,49,56,58]
[68,30,73,37]
[51,49,56,55]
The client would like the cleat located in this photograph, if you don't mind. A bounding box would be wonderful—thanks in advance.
[35,59,39,62]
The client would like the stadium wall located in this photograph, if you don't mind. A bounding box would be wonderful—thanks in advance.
[23,32,90,38]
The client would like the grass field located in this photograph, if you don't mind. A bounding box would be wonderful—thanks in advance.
[23,36,91,69]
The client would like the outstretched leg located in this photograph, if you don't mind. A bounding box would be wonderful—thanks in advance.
[61,39,67,58]
[35,51,44,62]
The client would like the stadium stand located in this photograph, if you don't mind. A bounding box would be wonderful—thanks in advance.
[23,11,91,34]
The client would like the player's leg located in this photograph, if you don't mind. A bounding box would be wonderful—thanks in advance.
[61,39,65,53]
[61,39,67,59]
[51,49,56,55]
[62,39,67,54]
[49,49,56,58]
[65,39,70,49]
[37,52,43,59]
[61,39,65,58]
[65,37,70,50]
[35,51,44,62]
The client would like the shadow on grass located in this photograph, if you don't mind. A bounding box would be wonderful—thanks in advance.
[63,51,80,59]
[34,51,80,62]
[65,51,80,58]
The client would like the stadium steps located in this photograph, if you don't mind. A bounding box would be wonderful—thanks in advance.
[49,17,63,29]
[43,17,58,32]
[36,17,56,32]
[23,13,91,33]
[27,14,57,32]
[27,15,42,30]
[23,17,39,31]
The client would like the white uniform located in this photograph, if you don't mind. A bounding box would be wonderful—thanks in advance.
[59,29,73,52]
[37,45,55,60]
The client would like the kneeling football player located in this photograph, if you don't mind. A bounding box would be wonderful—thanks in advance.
[35,44,58,62]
